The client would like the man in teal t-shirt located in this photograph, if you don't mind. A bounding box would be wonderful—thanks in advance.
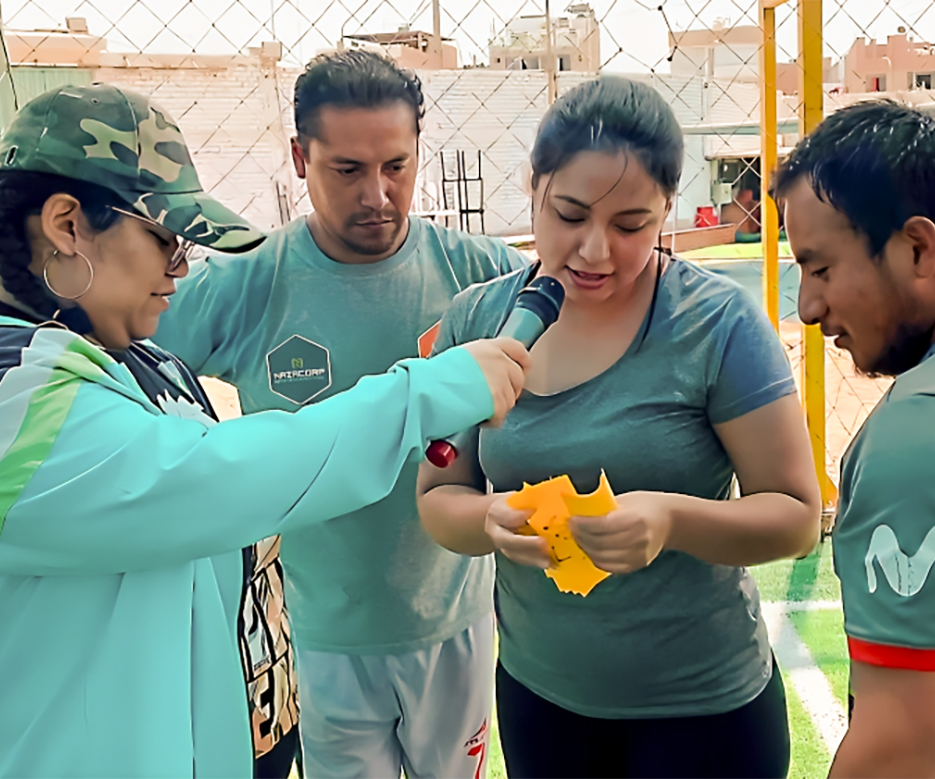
[777,101,935,775]
[156,50,525,778]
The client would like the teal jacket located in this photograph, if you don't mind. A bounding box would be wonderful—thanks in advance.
[0,316,493,778]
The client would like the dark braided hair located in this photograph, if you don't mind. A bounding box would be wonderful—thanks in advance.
[0,170,124,317]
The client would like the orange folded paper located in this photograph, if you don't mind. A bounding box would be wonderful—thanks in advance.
[507,471,617,596]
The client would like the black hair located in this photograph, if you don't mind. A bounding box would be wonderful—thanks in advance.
[294,49,425,142]
[0,170,123,317]
[530,76,684,199]
[773,99,935,258]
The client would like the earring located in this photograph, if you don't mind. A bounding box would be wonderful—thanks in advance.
[43,249,94,300]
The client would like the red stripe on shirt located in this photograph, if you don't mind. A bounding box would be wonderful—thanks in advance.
[848,636,935,671]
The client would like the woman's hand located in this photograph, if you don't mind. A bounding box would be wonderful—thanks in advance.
[484,493,553,569]
[570,491,674,574]
[460,338,531,427]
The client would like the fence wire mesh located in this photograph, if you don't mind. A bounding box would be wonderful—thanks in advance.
[2,0,932,494]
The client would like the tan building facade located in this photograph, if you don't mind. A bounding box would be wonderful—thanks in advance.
[340,30,458,70]
[489,3,599,73]
[843,33,935,93]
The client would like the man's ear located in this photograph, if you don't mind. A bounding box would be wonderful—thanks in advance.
[291,136,308,180]
[902,216,935,279]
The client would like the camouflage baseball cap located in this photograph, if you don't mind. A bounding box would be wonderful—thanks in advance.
[0,83,265,252]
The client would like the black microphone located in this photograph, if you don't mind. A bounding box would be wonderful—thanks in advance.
[425,276,565,468]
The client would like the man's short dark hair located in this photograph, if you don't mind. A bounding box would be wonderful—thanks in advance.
[773,100,935,257]
[294,50,425,142]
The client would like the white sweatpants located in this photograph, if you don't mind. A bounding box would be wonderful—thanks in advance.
[297,615,494,779]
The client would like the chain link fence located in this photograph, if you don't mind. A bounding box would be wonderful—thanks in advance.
[2,0,933,496]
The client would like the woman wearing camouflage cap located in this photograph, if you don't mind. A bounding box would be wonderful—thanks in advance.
[0,84,528,778]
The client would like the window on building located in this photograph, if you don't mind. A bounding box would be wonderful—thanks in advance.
[522,56,539,69]
[868,75,886,92]
[914,73,933,89]
[559,55,570,71]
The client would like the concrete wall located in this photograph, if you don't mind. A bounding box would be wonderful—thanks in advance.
[670,25,762,84]
[671,43,760,84]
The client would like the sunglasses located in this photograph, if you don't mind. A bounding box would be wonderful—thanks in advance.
[108,206,196,272]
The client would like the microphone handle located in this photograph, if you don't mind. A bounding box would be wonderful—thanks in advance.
[497,308,547,349]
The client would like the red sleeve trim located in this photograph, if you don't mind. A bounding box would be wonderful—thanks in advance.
[848,636,935,671]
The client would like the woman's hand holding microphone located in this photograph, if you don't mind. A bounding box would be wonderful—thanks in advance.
[461,337,531,428]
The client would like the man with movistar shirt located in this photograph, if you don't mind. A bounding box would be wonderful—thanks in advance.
[156,50,526,778]
[777,100,935,776]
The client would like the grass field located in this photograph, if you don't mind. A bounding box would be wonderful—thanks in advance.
[754,542,847,779]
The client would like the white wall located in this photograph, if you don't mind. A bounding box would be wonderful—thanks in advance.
[671,44,759,83]
[90,61,711,237]
[415,69,708,235]
[95,60,294,233]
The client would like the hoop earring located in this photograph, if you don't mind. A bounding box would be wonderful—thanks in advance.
[43,249,94,300]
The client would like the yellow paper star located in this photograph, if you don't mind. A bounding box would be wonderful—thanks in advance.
[507,471,617,597]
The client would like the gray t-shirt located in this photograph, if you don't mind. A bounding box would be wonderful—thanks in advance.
[434,259,797,718]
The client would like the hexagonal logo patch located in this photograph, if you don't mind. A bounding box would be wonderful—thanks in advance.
[266,335,331,405]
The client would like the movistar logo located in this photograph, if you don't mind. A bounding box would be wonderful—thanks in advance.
[866,524,935,597]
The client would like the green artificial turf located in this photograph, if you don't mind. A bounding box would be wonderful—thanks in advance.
[790,608,849,709]
[784,681,831,779]
[751,540,841,604]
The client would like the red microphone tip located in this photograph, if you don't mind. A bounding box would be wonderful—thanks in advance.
[426,440,458,468]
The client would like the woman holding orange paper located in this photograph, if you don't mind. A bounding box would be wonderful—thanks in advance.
[417,76,820,779]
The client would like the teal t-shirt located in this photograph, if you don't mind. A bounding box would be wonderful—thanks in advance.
[835,346,935,668]
[435,260,798,717]
[156,216,526,653]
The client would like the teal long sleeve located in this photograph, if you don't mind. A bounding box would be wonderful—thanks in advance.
[0,346,492,576]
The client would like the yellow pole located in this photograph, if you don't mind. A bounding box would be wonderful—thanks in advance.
[759,0,785,331]
[798,0,836,507]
